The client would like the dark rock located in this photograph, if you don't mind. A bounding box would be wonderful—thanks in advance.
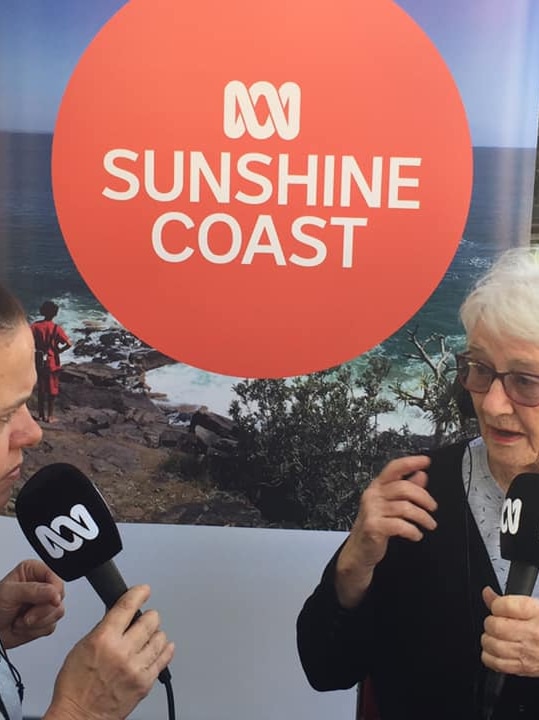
[190,409,237,438]
[159,428,200,451]
[155,491,264,527]
[129,348,176,371]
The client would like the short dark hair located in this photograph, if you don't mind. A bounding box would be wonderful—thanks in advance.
[0,284,26,332]
[39,300,59,319]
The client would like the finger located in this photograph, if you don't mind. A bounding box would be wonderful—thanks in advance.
[13,620,58,640]
[382,500,437,531]
[0,581,63,609]
[482,586,499,611]
[144,639,175,680]
[481,631,522,660]
[14,602,65,630]
[100,585,152,634]
[490,595,538,621]
[481,649,528,676]
[483,614,531,643]
[137,629,168,667]
[18,562,65,604]
[371,517,427,543]
[405,474,431,492]
[17,560,64,591]
[376,456,432,485]
[42,568,65,599]
[365,479,437,514]
[125,609,162,651]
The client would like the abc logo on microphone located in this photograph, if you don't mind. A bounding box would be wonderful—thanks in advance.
[500,474,539,567]
[15,463,122,581]
[34,503,100,560]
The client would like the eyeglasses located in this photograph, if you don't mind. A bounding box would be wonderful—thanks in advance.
[456,354,539,407]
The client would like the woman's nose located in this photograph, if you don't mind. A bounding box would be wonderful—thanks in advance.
[480,377,514,414]
[9,406,43,449]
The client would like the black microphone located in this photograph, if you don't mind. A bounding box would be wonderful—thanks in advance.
[14,462,171,684]
[483,472,539,720]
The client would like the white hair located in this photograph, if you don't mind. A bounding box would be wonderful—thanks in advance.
[459,245,539,342]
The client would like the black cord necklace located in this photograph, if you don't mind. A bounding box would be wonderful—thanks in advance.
[0,636,24,704]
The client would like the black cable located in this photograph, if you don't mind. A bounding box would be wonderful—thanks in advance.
[0,636,24,703]
[162,671,176,720]
[462,442,481,719]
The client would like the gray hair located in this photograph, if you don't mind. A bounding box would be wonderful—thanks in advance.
[0,284,26,333]
[460,246,539,342]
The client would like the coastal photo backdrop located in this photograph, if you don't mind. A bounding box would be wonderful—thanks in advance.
[1,0,539,531]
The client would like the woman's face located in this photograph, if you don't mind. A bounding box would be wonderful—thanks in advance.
[467,321,539,490]
[0,323,42,508]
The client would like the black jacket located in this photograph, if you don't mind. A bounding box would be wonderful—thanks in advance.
[296,441,539,719]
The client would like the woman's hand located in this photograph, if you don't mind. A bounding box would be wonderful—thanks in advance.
[335,455,437,608]
[482,586,539,677]
[0,560,65,648]
[45,584,175,720]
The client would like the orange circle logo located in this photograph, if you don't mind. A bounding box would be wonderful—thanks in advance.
[52,0,472,377]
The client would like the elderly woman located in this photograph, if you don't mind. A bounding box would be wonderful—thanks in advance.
[296,246,539,720]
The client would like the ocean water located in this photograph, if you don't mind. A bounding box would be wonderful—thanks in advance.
[0,132,536,430]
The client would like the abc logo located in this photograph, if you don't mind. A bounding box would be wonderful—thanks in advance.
[223,81,301,140]
[35,504,99,559]
[500,497,522,536]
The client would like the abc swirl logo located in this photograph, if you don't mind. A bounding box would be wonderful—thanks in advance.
[35,504,100,559]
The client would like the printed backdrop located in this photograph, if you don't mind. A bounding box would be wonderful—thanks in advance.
[1,0,539,531]
[2,3,539,720]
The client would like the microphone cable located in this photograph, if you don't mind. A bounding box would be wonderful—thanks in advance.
[161,669,176,720]
[462,441,482,719]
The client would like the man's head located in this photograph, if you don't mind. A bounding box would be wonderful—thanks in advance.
[0,285,42,508]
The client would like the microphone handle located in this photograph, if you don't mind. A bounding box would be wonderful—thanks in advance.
[86,560,130,610]
[482,561,539,719]
[505,560,539,596]
[86,560,171,684]
[483,670,505,720]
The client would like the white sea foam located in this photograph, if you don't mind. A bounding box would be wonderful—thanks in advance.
[146,363,242,416]
[145,362,435,435]
[40,293,438,434]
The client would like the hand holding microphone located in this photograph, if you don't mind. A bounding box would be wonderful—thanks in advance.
[15,463,175,720]
[49,584,173,720]
[482,472,539,720]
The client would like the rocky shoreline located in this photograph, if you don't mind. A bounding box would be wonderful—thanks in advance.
[12,324,265,528]
[9,323,434,530]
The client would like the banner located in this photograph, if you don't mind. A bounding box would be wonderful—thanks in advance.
[2,0,537,534]
[1,1,539,718]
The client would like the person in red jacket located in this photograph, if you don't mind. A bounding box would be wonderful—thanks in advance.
[30,301,72,423]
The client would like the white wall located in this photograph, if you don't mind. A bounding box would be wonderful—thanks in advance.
[0,518,356,720]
